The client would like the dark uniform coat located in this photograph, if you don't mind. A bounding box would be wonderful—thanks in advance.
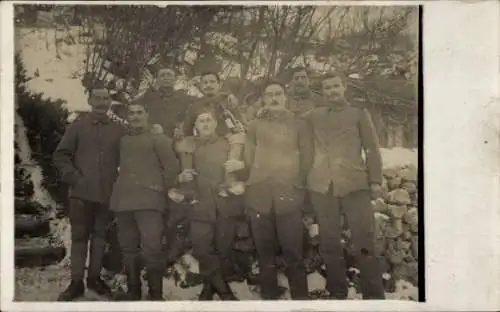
[243,109,313,215]
[110,128,179,212]
[138,88,194,138]
[181,135,244,222]
[53,113,124,204]
[304,102,383,197]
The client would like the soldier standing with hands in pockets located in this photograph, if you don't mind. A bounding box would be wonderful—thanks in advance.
[53,87,124,301]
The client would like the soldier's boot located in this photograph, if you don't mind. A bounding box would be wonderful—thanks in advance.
[87,238,112,298]
[57,280,85,301]
[211,271,238,301]
[146,268,164,301]
[198,281,216,301]
[114,257,142,301]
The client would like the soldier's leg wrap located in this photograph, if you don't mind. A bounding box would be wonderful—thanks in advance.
[225,133,246,196]
[171,137,197,203]
[342,190,385,299]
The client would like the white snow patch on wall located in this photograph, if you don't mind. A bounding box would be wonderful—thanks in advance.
[380,147,418,169]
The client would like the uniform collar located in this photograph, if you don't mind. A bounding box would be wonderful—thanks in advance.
[292,89,312,100]
[157,87,175,98]
[196,133,219,145]
[89,112,111,125]
[127,125,148,135]
[258,108,293,121]
[328,99,350,112]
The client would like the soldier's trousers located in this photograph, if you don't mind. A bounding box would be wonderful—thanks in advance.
[189,217,239,280]
[248,208,308,300]
[164,202,190,265]
[68,198,113,282]
[115,210,165,272]
[310,188,385,299]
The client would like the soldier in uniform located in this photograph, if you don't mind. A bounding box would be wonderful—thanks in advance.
[110,103,179,301]
[53,87,124,301]
[243,81,312,300]
[178,107,244,300]
[179,71,246,198]
[287,66,324,118]
[137,65,194,138]
[135,64,195,267]
[304,72,385,299]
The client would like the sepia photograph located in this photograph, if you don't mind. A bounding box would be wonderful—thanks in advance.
[11,2,420,303]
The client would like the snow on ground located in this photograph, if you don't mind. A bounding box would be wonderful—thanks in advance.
[15,266,418,301]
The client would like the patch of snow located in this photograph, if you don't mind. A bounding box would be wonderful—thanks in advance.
[307,272,326,292]
[25,77,90,112]
[14,112,56,210]
[380,147,418,169]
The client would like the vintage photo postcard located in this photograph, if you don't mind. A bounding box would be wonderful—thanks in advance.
[1,1,499,311]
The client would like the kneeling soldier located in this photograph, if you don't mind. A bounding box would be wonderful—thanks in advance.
[178,108,244,300]
[110,103,179,300]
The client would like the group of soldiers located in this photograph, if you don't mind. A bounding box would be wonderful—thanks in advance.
[53,64,386,301]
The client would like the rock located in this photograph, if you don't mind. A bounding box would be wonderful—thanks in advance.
[387,176,402,190]
[387,189,411,205]
[392,263,410,280]
[374,212,389,238]
[402,181,417,194]
[386,245,405,265]
[381,179,390,199]
[383,167,399,179]
[410,222,419,233]
[399,165,417,182]
[402,224,413,240]
[396,238,411,251]
[385,220,403,238]
[407,261,419,286]
[388,204,407,219]
[403,207,418,226]
[371,198,387,213]
[374,237,386,256]
[411,235,418,259]
[411,192,418,206]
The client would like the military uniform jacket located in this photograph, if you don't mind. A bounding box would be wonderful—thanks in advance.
[138,88,194,138]
[304,103,383,197]
[243,109,313,215]
[110,129,179,212]
[182,135,244,222]
[287,90,325,118]
[53,113,124,204]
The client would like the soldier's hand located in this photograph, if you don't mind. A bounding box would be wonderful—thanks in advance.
[370,183,383,199]
[151,124,164,134]
[224,160,245,173]
[178,170,196,183]
[173,127,184,140]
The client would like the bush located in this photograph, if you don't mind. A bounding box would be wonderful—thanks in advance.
[15,53,69,204]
